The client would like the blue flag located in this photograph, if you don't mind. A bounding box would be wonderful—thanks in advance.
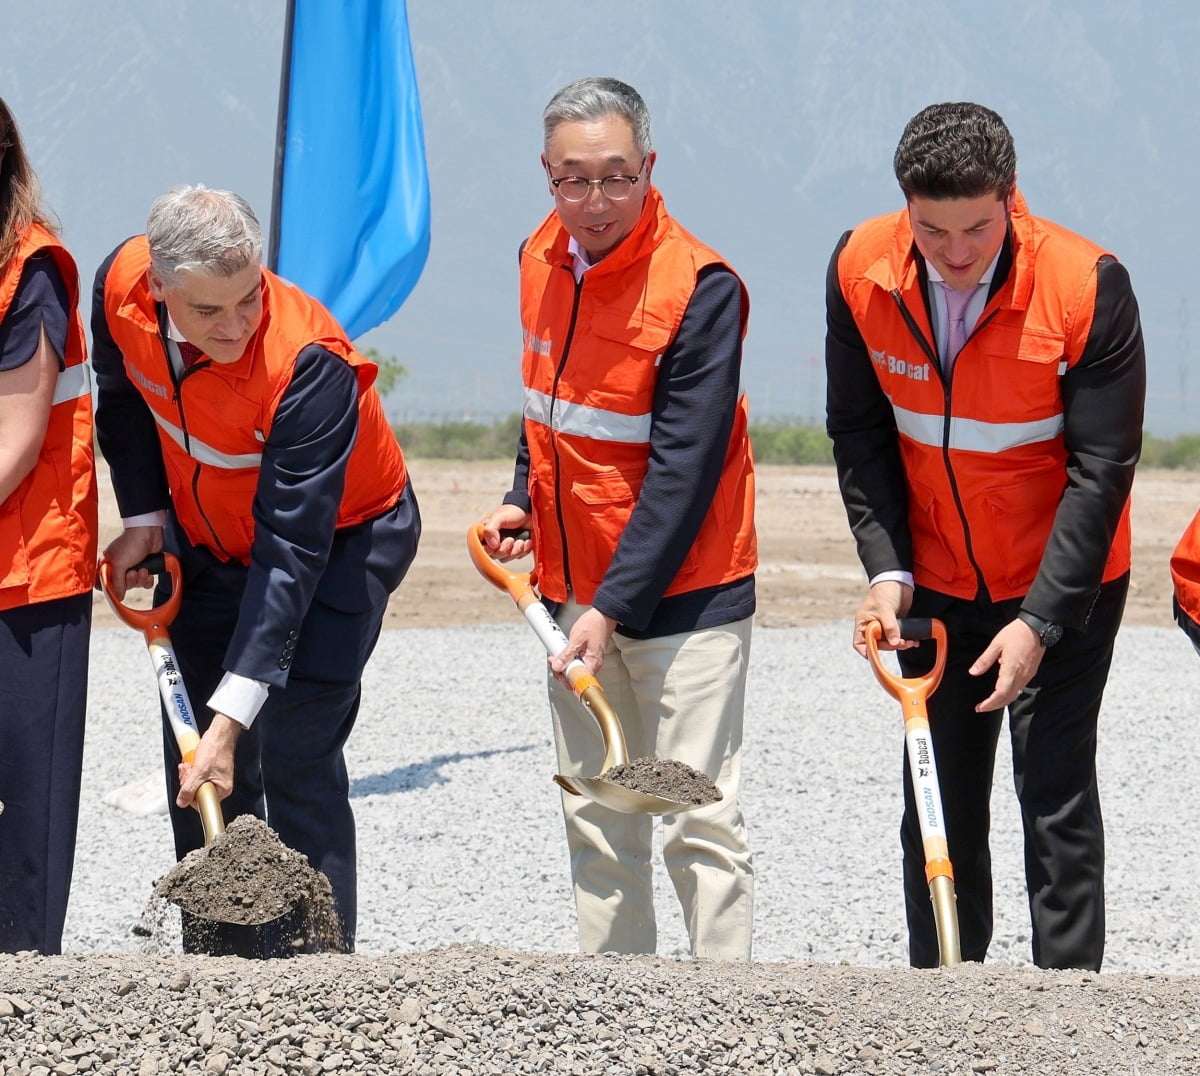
[272,0,430,340]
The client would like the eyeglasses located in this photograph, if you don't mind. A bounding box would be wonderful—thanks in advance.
[547,158,646,202]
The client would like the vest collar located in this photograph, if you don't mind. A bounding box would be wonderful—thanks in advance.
[529,185,671,278]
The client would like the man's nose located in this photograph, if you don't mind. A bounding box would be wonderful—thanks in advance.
[944,233,971,261]
[582,184,610,210]
[215,312,245,337]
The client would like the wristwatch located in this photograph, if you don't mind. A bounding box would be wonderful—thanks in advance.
[1018,610,1063,648]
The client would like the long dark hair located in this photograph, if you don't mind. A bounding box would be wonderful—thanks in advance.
[0,97,56,269]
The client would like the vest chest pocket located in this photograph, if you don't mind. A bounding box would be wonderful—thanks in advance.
[973,326,1065,412]
[976,326,1065,369]
[583,310,676,399]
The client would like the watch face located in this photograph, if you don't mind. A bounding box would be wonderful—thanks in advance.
[1043,623,1064,647]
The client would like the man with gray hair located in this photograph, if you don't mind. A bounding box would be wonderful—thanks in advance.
[480,78,757,960]
[92,185,420,956]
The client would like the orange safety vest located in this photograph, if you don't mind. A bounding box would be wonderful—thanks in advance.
[519,187,757,606]
[102,237,406,564]
[835,191,1132,602]
[0,224,97,611]
[1171,510,1200,640]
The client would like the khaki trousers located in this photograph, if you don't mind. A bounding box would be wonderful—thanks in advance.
[548,600,754,960]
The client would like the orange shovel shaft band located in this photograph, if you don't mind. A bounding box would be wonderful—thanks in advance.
[925,857,955,883]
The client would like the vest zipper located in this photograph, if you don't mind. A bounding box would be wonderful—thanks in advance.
[160,330,231,560]
[550,271,584,595]
[890,289,989,597]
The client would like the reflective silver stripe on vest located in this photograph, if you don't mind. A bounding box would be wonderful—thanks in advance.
[51,361,91,407]
[149,411,263,469]
[523,388,652,445]
[894,405,1064,453]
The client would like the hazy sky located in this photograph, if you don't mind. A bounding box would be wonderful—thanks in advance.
[4,1,1199,434]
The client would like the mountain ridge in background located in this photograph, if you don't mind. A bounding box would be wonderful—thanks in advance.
[4,1,1197,433]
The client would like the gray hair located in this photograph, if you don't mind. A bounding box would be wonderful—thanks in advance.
[893,102,1017,202]
[542,77,652,157]
[146,185,263,285]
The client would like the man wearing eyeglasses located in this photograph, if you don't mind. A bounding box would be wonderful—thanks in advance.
[480,77,757,961]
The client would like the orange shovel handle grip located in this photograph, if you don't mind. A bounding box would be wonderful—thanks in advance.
[466,522,535,604]
[98,551,184,641]
[864,617,949,702]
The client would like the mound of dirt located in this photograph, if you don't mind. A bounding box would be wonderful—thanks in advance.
[152,815,341,952]
[599,757,723,806]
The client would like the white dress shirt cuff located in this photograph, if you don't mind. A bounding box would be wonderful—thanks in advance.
[208,671,270,730]
[122,511,169,528]
[869,570,915,590]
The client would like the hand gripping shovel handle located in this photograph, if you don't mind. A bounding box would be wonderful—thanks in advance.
[98,552,225,845]
[865,617,961,966]
[465,523,629,771]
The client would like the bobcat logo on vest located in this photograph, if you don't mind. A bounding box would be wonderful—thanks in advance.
[522,327,552,357]
[870,347,931,383]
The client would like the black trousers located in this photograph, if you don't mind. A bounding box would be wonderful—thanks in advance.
[899,574,1128,970]
[0,593,91,954]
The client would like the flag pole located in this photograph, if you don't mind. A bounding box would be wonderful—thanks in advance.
[267,0,297,272]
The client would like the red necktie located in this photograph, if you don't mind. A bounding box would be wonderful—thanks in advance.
[177,340,204,368]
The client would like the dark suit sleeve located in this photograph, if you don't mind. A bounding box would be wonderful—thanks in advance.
[1023,257,1145,627]
[590,264,745,630]
[501,420,532,514]
[223,344,359,685]
[91,242,171,517]
[824,230,913,580]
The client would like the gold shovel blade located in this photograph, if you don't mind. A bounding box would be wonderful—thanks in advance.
[553,774,705,816]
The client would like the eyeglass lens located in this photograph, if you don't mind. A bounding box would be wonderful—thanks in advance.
[556,176,637,202]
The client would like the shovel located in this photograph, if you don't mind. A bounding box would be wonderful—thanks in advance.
[97,552,224,845]
[466,523,708,815]
[865,617,962,967]
[100,553,338,951]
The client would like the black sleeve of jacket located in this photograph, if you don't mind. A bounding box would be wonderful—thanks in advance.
[502,236,534,515]
[501,419,532,514]
[824,231,913,580]
[1023,256,1145,627]
[591,264,745,630]
[91,242,171,518]
[223,344,359,686]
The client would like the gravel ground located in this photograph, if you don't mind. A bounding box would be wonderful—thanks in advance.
[3,621,1199,1073]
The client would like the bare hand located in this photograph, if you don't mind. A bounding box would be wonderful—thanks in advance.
[479,505,534,562]
[176,714,241,807]
[98,526,164,600]
[969,619,1046,712]
[852,580,915,657]
[550,606,616,684]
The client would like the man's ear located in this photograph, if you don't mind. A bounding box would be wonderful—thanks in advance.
[147,268,167,302]
[1006,178,1018,214]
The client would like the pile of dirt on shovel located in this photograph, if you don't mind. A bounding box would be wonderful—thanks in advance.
[599,756,722,805]
[153,815,341,951]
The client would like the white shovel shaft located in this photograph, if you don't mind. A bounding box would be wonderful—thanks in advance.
[521,598,588,680]
[148,639,203,755]
[905,724,948,842]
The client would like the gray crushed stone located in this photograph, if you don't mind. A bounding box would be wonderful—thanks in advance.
[0,623,1194,1073]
